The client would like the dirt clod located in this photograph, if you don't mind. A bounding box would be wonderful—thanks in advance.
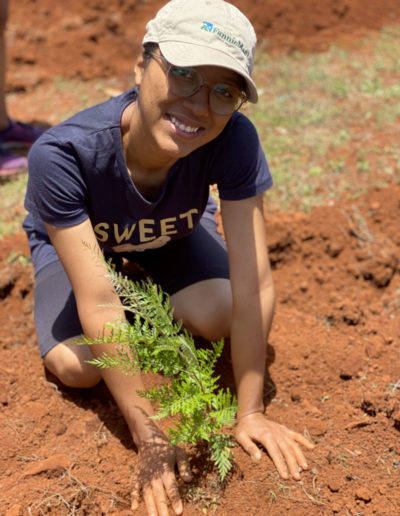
[355,487,373,503]
[328,479,342,493]
[21,454,72,478]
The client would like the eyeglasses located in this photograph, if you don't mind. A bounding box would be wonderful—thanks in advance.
[146,51,248,116]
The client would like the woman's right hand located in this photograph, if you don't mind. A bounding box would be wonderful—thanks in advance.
[131,432,193,516]
[44,220,192,514]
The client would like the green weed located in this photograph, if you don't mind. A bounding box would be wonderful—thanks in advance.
[0,175,28,239]
[6,251,31,266]
[246,27,400,212]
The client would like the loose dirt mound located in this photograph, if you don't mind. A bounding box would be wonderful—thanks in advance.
[9,0,400,90]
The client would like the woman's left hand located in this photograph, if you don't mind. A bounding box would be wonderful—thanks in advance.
[234,412,315,480]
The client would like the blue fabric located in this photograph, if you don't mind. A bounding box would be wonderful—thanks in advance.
[33,215,229,357]
[24,88,272,274]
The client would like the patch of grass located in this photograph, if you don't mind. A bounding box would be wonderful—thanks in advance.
[0,174,28,239]
[6,250,31,266]
[246,25,400,212]
[52,76,109,121]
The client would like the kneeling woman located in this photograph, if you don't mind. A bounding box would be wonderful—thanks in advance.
[23,0,314,514]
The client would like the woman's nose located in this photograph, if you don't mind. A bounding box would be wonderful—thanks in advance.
[182,84,211,115]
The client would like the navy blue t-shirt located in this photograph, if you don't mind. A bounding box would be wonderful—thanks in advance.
[24,88,272,273]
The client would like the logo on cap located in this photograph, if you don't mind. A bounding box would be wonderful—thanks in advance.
[201,21,213,32]
[200,21,249,57]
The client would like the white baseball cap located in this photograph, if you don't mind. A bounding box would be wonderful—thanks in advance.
[142,0,258,103]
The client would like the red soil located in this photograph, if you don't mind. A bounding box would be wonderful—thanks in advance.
[1,1,400,515]
[8,0,400,89]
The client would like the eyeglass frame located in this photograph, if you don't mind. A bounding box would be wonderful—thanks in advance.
[144,51,248,115]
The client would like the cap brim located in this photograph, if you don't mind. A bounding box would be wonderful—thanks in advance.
[158,41,258,103]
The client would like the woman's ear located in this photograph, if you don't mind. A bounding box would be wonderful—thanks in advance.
[134,56,145,87]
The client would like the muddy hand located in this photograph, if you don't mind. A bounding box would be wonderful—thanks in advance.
[131,434,192,516]
[235,412,315,480]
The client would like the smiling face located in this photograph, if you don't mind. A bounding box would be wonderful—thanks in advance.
[127,50,243,171]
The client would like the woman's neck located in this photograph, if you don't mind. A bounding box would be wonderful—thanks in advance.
[121,101,176,176]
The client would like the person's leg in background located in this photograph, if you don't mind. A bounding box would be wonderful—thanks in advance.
[0,0,45,178]
[0,0,10,131]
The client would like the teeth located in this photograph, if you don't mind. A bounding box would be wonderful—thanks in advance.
[170,115,199,133]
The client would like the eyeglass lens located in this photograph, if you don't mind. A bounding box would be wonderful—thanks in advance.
[168,65,245,115]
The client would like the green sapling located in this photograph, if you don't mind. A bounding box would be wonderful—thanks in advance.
[81,263,238,480]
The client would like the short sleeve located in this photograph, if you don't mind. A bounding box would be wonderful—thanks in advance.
[209,113,273,201]
[24,133,89,227]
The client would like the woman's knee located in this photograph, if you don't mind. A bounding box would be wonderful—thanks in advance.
[197,308,231,341]
[171,279,232,341]
[43,338,102,389]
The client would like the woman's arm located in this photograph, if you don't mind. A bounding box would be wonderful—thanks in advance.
[221,194,314,480]
[46,219,191,515]
[46,219,156,438]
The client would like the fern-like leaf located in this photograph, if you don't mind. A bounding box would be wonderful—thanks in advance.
[80,257,238,480]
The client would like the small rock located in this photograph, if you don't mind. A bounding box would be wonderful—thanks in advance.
[325,240,344,258]
[361,259,396,288]
[307,419,327,436]
[365,338,384,359]
[361,394,379,416]
[104,13,122,32]
[301,399,322,416]
[355,487,372,503]
[290,388,302,402]
[339,353,363,380]
[386,399,399,415]
[53,422,67,436]
[347,263,361,278]
[61,15,84,31]
[355,248,370,261]
[21,454,71,478]
[391,409,400,424]
[341,303,363,325]
[299,281,308,292]
[381,326,395,345]
[328,479,341,492]
[68,420,85,438]
[314,268,325,284]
